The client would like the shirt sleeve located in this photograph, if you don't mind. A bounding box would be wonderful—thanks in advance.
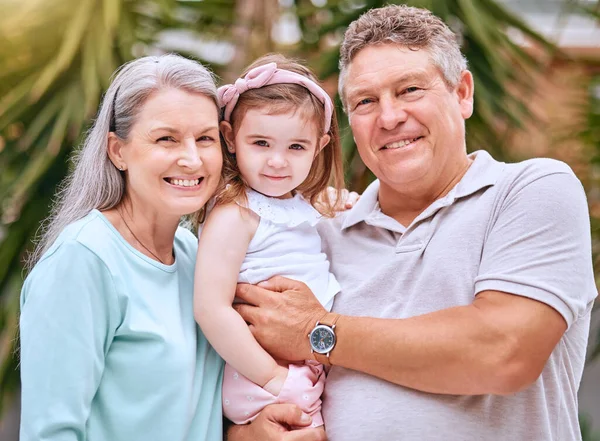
[474,167,597,328]
[19,240,121,441]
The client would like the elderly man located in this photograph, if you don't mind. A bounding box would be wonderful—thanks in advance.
[233,5,597,441]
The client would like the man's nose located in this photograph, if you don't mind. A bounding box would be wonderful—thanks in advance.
[377,98,408,131]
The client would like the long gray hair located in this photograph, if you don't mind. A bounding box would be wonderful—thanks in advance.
[28,54,218,269]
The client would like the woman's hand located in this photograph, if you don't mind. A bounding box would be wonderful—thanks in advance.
[227,404,327,441]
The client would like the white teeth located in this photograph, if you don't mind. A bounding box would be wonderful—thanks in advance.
[385,138,419,149]
[168,178,200,187]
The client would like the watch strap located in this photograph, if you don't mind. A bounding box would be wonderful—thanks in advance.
[313,352,331,365]
[318,313,340,329]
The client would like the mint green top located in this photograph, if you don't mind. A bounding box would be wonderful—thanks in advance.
[20,210,224,441]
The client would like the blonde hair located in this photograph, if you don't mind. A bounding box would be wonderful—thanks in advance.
[216,54,344,217]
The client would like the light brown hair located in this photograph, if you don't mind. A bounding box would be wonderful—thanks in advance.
[216,53,344,217]
[338,5,468,110]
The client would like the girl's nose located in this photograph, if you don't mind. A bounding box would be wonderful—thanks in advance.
[267,153,287,169]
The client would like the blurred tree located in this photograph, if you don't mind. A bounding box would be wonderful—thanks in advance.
[0,0,591,422]
[578,3,600,365]
[581,412,600,441]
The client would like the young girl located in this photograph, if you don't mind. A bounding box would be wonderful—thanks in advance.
[194,54,344,429]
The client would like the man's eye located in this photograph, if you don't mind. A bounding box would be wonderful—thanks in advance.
[196,136,214,142]
[405,87,420,93]
[289,144,305,151]
[254,140,269,147]
[356,98,373,107]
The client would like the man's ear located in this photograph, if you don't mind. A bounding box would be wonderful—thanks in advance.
[456,70,474,120]
[317,134,331,153]
[220,121,236,154]
[107,132,127,171]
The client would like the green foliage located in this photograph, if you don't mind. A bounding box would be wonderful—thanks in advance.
[587,75,600,362]
[581,413,600,441]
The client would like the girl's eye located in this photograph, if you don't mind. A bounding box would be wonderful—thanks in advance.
[289,144,305,151]
[254,140,269,147]
[157,136,175,143]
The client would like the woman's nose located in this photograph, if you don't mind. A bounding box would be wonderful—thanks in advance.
[177,139,202,169]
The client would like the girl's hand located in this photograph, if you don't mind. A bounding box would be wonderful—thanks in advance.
[227,404,327,441]
[263,365,289,396]
[318,187,360,211]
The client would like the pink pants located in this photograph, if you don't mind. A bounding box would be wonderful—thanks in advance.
[222,360,326,427]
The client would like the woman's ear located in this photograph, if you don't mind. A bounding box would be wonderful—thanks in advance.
[220,121,236,154]
[107,132,127,171]
[317,134,331,153]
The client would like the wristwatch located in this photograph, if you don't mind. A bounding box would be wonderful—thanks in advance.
[308,313,340,365]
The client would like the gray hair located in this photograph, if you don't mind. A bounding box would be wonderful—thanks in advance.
[338,5,468,111]
[28,54,218,268]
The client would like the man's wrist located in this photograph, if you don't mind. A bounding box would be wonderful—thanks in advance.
[309,312,341,365]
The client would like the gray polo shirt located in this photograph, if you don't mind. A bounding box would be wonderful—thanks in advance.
[318,150,596,441]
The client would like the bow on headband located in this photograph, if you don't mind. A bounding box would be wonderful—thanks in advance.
[218,62,334,134]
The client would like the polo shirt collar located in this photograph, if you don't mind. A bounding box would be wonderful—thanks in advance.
[453,149,504,199]
[341,178,381,231]
[341,149,504,231]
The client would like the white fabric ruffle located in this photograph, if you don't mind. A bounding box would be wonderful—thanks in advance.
[242,189,321,227]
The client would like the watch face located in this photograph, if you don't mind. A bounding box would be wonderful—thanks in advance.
[310,325,336,354]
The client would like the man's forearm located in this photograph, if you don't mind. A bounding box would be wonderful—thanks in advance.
[326,291,565,395]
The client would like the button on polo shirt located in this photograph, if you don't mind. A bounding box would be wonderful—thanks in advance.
[318,150,596,441]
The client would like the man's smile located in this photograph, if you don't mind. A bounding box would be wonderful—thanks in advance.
[380,136,424,150]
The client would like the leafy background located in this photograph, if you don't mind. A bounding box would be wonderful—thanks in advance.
[1,0,599,438]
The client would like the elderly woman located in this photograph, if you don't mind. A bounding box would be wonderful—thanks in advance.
[19,54,324,441]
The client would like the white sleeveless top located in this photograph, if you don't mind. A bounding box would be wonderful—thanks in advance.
[237,189,340,310]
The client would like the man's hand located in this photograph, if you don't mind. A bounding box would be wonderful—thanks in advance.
[227,404,327,441]
[234,276,327,361]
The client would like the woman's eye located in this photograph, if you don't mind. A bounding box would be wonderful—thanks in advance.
[405,87,420,94]
[289,144,305,151]
[157,136,175,143]
[254,140,269,147]
[196,136,214,142]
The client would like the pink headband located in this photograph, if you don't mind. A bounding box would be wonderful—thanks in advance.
[217,62,334,134]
